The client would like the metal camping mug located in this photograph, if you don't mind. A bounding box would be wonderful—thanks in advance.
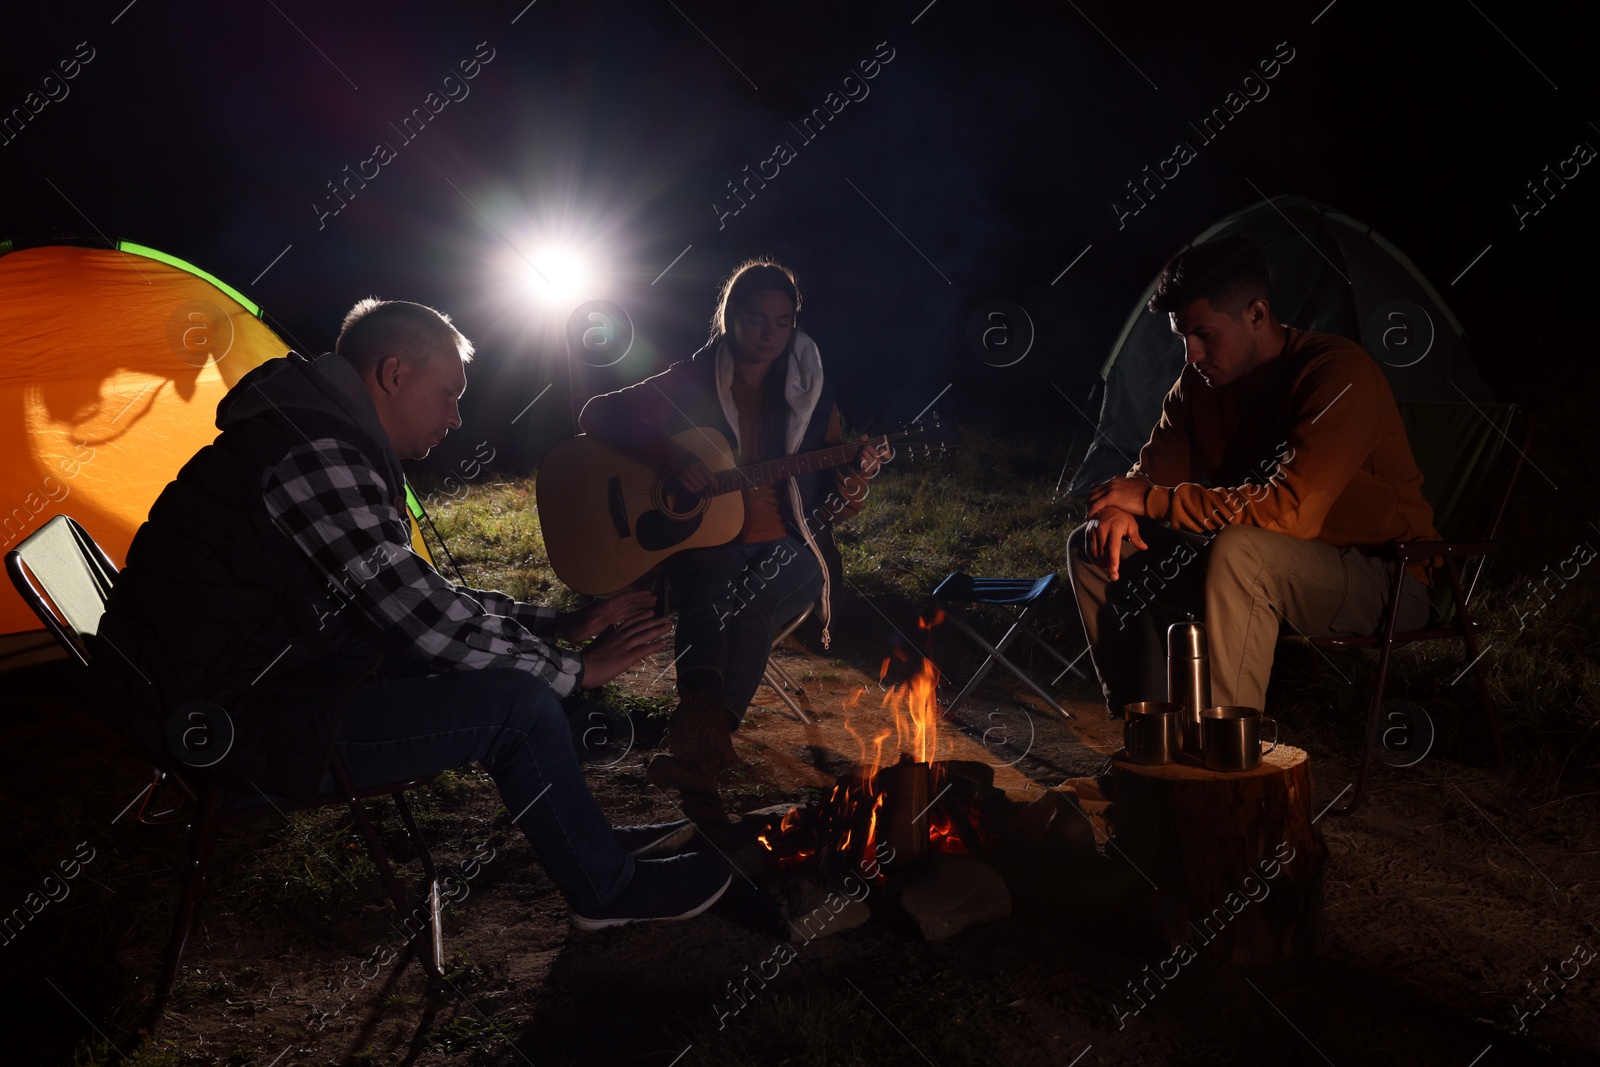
[1201,706,1279,772]
[1123,701,1183,765]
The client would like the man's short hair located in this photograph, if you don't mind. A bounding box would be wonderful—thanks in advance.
[335,298,475,375]
[1146,237,1272,317]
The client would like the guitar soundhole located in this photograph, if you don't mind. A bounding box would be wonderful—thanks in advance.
[653,480,710,521]
[635,478,711,552]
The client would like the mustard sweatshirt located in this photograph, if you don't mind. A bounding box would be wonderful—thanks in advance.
[1133,328,1437,579]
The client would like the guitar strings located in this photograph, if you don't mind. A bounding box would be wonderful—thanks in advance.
[604,435,905,509]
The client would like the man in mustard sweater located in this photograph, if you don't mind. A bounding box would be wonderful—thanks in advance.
[1069,237,1437,715]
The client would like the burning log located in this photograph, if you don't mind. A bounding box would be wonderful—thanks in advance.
[879,759,930,864]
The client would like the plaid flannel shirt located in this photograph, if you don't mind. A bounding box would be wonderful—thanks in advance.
[263,438,585,695]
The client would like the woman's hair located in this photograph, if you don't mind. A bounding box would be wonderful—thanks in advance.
[710,258,801,341]
[711,259,803,460]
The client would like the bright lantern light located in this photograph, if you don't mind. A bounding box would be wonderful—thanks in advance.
[525,246,592,306]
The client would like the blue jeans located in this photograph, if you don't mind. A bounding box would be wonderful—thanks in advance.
[332,668,634,913]
[666,537,824,726]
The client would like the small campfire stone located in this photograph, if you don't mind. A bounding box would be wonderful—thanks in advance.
[894,854,1012,941]
[782,876,872,943]
[1005,788,1098,855]
[1059,776,1113,841]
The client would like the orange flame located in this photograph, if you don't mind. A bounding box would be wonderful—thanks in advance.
[846,615,946,785]
[880,653,941,766]
[861,792,885,869]
[760,613,960,879]
[929,807,967,854]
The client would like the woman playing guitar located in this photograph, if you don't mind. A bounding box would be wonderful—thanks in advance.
[578,259,888,822]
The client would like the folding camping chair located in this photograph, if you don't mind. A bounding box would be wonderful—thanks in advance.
[931,573,1084,721]
[1281,402,1530,817]
[5,515,445,1014]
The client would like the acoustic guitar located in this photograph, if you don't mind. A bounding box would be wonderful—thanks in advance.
[536,420,953,595]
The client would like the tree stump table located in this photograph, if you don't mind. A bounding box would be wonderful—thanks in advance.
[1107,744,1327,966]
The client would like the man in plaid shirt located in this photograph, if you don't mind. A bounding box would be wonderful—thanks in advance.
[95,299,731,930]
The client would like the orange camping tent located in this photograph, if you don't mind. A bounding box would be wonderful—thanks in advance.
[0,240,436,652]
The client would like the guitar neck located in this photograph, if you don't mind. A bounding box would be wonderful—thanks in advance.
[710,434,897,496]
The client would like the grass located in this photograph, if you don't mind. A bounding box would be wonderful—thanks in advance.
[833,423,1078,603]
[419,479,583,613]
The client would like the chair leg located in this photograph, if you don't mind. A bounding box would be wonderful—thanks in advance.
[942,639,998,720]
[1444,557,1505,767]
[1332,640,1393,818]
[766,656,802,694]
[761,663,813,724]
[135,768,187,823]
[1331,564,1409,818]
[331,762,435,964]
[938,605,1015,718]
[153,781,222,1015]
[1014,619,1089,682]
[391,792,444,979]
[940,606,1070,720]
[759,606,815,724]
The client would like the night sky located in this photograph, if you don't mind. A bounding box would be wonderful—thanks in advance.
[5,0,1594,479]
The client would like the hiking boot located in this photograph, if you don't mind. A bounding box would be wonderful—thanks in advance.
[612,818,697,858]
[568,850,732,931]
[645,752,718,794]
[666,688,740,774]
[675,789,734,827]
[645,755,733,827]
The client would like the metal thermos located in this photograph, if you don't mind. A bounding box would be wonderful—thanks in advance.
[1168,621,1211,755]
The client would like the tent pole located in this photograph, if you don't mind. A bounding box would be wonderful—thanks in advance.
[415,497,466,584]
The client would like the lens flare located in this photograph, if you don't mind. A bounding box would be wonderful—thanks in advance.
[524,245,592,306]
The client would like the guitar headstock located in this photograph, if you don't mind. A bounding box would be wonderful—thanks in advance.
[895,412,958,461]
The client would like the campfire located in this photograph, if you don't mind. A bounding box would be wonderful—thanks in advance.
[738,614,1095,942]
[755,636,982,872]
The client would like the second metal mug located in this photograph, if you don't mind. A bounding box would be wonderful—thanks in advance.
[1201,706,1279,772]
[1123,701,1183,765]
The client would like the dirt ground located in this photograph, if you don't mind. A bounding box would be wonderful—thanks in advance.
[5,620,1600,1067]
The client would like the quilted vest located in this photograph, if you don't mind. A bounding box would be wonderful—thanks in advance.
[93,360,397,798]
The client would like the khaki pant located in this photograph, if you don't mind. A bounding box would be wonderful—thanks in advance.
[1066,519,1429,714]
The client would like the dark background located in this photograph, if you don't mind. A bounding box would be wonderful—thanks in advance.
[3,0,1594,478]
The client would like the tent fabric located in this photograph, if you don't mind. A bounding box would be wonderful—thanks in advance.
[0,242,434,638]
[1068,195,1493,496]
